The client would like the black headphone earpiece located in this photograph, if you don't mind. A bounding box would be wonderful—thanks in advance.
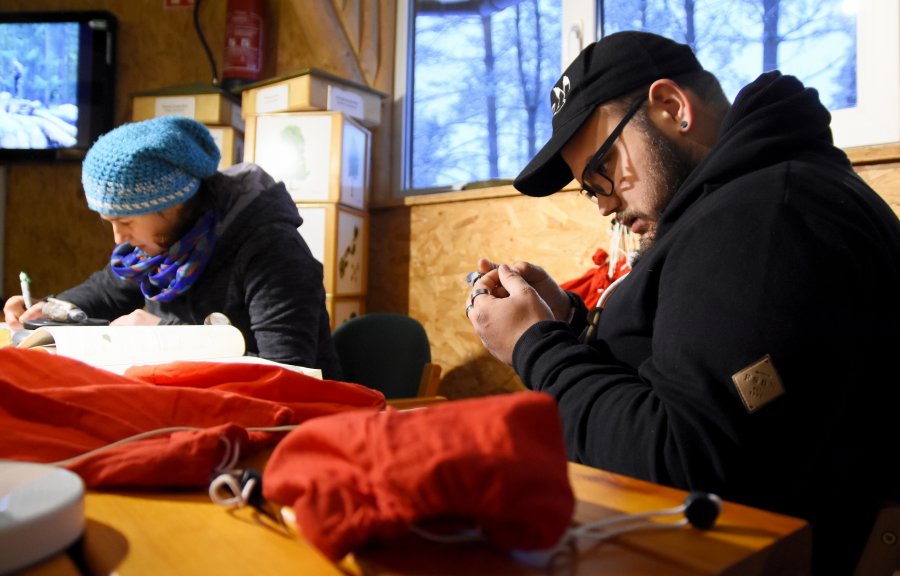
[683,492,723,530]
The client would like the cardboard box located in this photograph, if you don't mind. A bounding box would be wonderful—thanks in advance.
[326,295,365,331]
[239,68,386,128]
[296,203,368,297]
[132,83,244,131]
[206,126,244,170]
[245,111,369,210]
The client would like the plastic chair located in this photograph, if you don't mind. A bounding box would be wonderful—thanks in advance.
[332,313,441,399]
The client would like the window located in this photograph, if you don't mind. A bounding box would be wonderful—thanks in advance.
[395,0,562,193]
[394,0,898,196]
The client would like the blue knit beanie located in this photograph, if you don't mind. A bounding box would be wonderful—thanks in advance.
[82,116,221,216]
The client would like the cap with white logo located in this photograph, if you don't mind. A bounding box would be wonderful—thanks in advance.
[514,31,703,197]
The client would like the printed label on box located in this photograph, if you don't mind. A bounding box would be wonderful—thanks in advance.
[256,84,289,114]
[154,96,196,118]
[254,115,333,201]
[327,85,364,121]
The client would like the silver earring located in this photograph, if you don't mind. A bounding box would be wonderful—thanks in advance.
[680,120,689,129]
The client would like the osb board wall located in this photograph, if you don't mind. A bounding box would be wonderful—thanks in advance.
[368,154,900,400]
[855,163,900,215]
[1,0,395,300]
[370,191,617,399]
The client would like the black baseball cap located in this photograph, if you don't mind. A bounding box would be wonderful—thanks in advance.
[513,31,703,197]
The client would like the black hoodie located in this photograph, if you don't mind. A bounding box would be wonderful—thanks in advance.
[59,163,342,380]
[514,72,900,572]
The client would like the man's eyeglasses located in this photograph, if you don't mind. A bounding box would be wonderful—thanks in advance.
[579,97,646,204]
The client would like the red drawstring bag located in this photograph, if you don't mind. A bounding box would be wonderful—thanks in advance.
[0,348,384,488]
[560,247,630,308]
[263,392,575,561]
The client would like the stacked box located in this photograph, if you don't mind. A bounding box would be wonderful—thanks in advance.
[326,295,366,331]
[240,68,386,129]
[206,126,244,171]
[130,83,245,170]
[243,70,386,329]
[244,111,369,210]
[294,202,368,297]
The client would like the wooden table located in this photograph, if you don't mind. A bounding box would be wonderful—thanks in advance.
[24,461,810,575]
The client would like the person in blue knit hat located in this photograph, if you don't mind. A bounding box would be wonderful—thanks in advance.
[4,116,342,379]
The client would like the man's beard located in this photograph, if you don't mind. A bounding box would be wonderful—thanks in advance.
[631,118,697,262]
[151,206,199,255]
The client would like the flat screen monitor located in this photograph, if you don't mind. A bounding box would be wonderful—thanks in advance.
[0,11,116,161]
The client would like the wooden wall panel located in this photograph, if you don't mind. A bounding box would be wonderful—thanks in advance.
[395,191,614,399]
[855,162,900,215]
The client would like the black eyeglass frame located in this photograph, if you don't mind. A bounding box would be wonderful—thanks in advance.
[580,97,646,199]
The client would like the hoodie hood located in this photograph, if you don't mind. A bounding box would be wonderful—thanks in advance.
[209,162,302,237]
[656,71,848,240]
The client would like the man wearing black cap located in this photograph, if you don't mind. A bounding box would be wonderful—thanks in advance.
[466,31,900,572]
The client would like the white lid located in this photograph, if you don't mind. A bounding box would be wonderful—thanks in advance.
[0,460,85,574]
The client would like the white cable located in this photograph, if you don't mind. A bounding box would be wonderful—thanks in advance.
[214,435,241,474]
[209,472,245,507]
[596,272,630,310]
[570,503,685,536]
[46,426,205,467]
[607,221,622,280]
[208,473,260,508]
[45,424,299,468]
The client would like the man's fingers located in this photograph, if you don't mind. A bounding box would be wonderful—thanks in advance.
[19,302,45,323]
[498,264,533,294]
[477,258,499,274]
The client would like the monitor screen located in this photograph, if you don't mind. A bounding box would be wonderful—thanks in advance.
[0,11,116,161]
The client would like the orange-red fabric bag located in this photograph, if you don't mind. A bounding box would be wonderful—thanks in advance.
[560,247,630,308]
[0,348,384,488]
[263,392,574,561]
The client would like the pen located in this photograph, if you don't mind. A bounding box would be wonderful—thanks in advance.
[19,271,32,308]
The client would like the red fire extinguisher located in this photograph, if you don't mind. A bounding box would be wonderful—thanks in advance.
[222,0,265,91]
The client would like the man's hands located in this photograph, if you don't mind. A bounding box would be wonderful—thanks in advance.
[3,295,45,331]
[466,258,571,365]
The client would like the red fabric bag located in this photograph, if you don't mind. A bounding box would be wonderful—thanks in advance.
[0,348,384,488]
[263,392,575,561]
[560,247,630,308]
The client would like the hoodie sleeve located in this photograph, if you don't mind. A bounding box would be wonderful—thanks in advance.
[56,265,145,321]
[236,221,329,369]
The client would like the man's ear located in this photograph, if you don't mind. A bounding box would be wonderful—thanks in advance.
[646,79,693,138]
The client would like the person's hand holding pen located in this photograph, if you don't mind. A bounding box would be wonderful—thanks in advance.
[3,295,46,331]
[4,271,53,330]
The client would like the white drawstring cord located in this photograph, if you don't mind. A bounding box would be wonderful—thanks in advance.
[44,424,299,468]
[208,470,259,508]
[214,435,241,474]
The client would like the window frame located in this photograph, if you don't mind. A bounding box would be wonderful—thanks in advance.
[392,0,898,197]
